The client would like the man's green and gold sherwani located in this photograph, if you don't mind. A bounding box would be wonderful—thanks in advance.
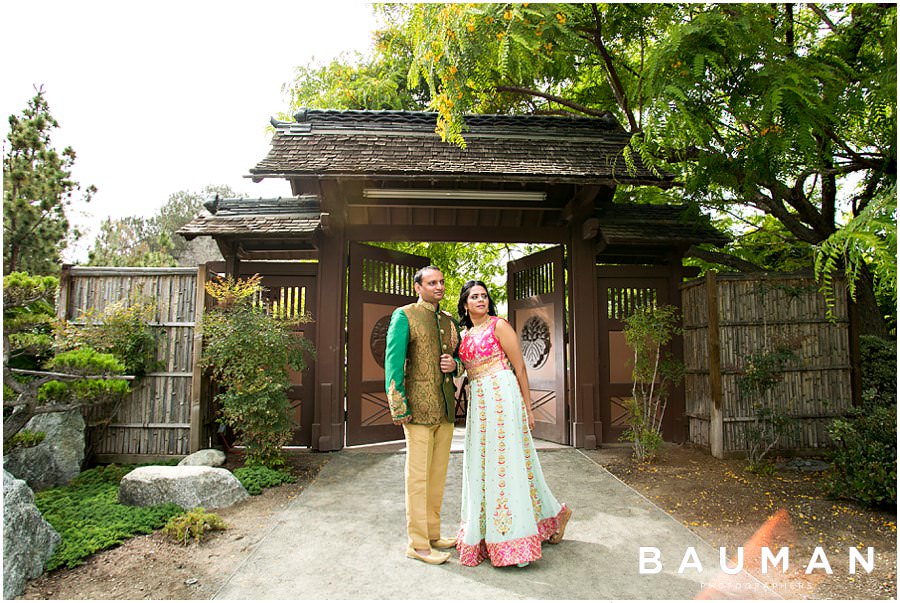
[384,298,461,553]
[384,299,461,425]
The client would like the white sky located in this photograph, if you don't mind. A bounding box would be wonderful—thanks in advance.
[2,1,379,262]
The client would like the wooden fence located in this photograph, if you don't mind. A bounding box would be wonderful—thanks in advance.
[681,272,854,458]
[58,266,203,463]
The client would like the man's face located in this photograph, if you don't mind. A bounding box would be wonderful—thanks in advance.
[415,269,445,305]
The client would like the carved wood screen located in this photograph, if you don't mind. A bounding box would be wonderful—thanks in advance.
[346,243,430,445]
[507,245,568,444]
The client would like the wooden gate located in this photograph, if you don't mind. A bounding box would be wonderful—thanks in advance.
[597,266,682,443]
[203,261,317,447]
[507,246,568,444]
[346,243,431,445]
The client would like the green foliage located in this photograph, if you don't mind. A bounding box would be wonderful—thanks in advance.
[737,338,802,469]
[858,335,897,407]
[3,428,45,453]
[371,241,547,308]
[814,184,897,331]
[201,276,315,468]
[34,464,183,570]
[3,272,58,369]
[86,185,237,267]
[233,465,297,495]
[56,297,161,378]
[38,348,131,406]
[3,88,95,275]
[300,4,897,335]
[621,304,684,462]
[162,507,227,545]
[826,393,897,508]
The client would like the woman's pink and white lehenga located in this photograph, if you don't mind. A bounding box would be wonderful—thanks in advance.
[456,315,569,567]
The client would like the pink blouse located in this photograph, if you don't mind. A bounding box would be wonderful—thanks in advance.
[459,316,512,379]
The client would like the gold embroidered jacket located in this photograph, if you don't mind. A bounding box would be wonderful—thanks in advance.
[384,299,461,424]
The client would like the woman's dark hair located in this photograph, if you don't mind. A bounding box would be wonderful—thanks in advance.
[457,280,497,328]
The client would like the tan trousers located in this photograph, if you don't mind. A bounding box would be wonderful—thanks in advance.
[403,421,455,550]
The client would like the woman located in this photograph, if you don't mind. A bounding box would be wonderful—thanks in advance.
[455,280,572,568]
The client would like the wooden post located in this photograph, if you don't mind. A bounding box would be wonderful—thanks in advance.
[847,293,862,407]
[57,264,72,320]
[189,264,207,453]
[705,271,724,458]
[312,226,347,451]
[568,198,602,449]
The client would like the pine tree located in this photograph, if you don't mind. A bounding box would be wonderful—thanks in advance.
[3,88,95,275]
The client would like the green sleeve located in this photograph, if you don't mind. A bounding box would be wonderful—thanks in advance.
[449,315,464,378]
[384,308,411,421]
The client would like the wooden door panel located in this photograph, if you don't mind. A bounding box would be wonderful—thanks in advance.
[346,243,430,446]
[507,246,568,444]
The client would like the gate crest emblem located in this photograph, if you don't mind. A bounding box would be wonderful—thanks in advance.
[520,316,551,369]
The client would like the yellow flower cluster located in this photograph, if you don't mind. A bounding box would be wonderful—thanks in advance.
[205,273,263,306]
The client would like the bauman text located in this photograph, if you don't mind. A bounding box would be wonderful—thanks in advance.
[638,546,874,575]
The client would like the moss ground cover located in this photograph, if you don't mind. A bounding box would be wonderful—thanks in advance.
[34,464,183,570]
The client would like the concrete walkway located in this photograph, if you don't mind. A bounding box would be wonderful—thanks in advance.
[214,438,781,600]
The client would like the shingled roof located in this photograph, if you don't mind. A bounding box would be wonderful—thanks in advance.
[594,204,729,247]
[178,196,321,240]
[250,109,672,186]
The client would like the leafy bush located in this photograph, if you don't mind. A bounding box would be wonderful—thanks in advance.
[737,337,801,471]
[233,465,297,495]
[859,335,896,407]
[162,507,227,545]
[201,275,315,468]
[3,428,45,452]
[620,304,683,462]
[826,394,897,508]
[55,298,161,378]
[35,464,183,570]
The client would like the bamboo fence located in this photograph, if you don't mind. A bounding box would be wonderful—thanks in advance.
[681,272,854,458]
[58,266,203,463]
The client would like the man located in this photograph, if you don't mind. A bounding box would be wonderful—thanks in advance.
[384,266,461,565]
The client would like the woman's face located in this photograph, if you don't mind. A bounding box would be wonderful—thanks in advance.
[466,285,490,316]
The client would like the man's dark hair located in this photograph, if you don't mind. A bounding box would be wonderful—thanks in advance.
[414,265,442,285]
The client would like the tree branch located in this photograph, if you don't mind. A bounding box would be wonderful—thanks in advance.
[589,4,639,131]
[494,86,613,118]
[807,3,838,31]
[685,246,768,272]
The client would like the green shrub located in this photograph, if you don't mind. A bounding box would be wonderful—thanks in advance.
[162,507,227,545]
[56,298,162,378]
[233,465,297,495]
[620,304,683,462]
[859,335,896,407]
[200,275,315,468]
[3,428,45,453]
[826,395,897,508]
[34,464,183,570]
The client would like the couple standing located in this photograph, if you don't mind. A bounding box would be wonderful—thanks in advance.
[384,265,572,568]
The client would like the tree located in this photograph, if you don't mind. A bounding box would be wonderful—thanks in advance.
[87,184,236,267]
[3,272,130,441]
[287,4,896,335]
[3,88,95,275]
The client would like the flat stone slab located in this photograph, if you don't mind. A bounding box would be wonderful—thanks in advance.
[178,449,227,467]
[119,466,248,510]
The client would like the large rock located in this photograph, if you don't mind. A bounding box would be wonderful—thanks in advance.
[119,466,249,509]
[3,410,86,491]
[178,448,226,467]
[3,470,61,600]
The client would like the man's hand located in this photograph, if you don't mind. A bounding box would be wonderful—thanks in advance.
[392,415,412,426]
[439,354,456,373]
